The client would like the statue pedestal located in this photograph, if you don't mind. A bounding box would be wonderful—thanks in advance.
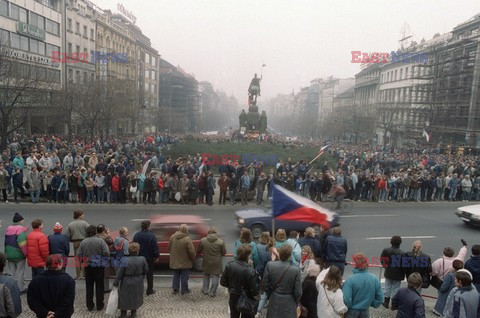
[239,104,267,134]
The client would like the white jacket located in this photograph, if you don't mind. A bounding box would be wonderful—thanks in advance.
[316,271,348,318]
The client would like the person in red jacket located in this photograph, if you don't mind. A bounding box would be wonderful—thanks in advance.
[27,219,49,278]
[111,172,120,203]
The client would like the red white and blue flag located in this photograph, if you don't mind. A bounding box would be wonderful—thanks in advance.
[272,185,337,229]
[318,144,331,156]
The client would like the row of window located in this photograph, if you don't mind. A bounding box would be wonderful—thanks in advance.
[381,66,431,83]
[0,0,60,36]
[0,29,60,57]
[67,68,94,84]
[380,87,432,103]
[10,61,61,83]
[67,18,94,41]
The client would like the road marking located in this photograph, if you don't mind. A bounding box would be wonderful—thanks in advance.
[364,236,437,240]
[130,219,148,221]
[203,218,211,221]
[341,214,398,218]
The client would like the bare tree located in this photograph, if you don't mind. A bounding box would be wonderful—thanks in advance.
[73,80,103,140]
[0,40,55,149]
[377,105,401,146]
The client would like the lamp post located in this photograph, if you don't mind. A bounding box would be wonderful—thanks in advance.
[169,85,183,134]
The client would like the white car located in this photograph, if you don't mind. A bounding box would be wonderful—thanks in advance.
[456,204,480,225]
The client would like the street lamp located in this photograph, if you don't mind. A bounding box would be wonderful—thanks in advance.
[169,85,183,134]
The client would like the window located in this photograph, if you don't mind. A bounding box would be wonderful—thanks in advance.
[400,69,403,80]
[19,6,27,22]
[38,41,45,55]
[0,29,8,45]
[75,70,80,83]
[30,13,45,30]
[67,43,72,55]
[20,35,28,51]
[151,70,156,80]
[394,70,397,81]
[46,44,59,57]
[75,22,80,34]
[405,67,409,78]
[67,18,72,32]
[46,20,59,35]
[0,0,7,17]
[90,28,94,40]
[30,38,38,54]
[76,45,80,54]
[68,68,73,82]
[83,72,87,84]
[83,26,87,37]
[47,69,61,83]
[152,56,156,67]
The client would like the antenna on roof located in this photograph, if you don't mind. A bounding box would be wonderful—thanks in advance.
[399,22,414,50]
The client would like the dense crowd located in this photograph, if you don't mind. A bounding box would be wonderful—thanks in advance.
[0,134,479,208]
[0,209,479,318]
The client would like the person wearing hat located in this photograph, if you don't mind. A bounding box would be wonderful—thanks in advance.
[4,213,28,293]
[343,253,384,318]
[48,223,70,272]
[443,269,479,318]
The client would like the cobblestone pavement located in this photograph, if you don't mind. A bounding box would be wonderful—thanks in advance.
[18,280,439,318]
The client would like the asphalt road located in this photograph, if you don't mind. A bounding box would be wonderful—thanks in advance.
[0,200,477,298]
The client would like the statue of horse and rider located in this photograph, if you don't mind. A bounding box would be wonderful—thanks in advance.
[248,73,261,107]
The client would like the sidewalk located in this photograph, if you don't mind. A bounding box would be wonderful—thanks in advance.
[18,277,439,318]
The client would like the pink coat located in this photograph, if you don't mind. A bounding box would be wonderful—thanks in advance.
[431,246,467,280]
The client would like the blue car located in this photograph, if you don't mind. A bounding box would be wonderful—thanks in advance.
[235,207,339,239]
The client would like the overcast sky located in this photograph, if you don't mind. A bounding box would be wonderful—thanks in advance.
[95,0,480,102]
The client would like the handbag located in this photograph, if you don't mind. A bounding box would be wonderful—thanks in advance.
[130,185,137,193]
[235,265,259,316]
[430,258,444,290]
[324,285,345,318]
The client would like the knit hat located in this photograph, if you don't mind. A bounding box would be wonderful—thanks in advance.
[457,269,473,281]
[352,253,369,270]
[13,213,23,223]
[53,222,63,233]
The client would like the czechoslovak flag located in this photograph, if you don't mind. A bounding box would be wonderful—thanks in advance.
[318,144,331,156]
[273,185,337,229]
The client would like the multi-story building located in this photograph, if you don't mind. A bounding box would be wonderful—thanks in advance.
[64,0,96,84]
[94,9,137,135]
[0,0,63,134]
[127,21,159,134]
[158,57,199,133]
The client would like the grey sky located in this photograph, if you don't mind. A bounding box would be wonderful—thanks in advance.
[96,0,480,101]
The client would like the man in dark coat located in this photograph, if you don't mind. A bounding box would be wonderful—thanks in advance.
[0,252,21,316]
[465,244,480,291]
[299,227,323,260]
[380,235,404,309]
[27,255,75,318]
[324,227,348,275]
[391,272,425,318]
[133,220,159,296]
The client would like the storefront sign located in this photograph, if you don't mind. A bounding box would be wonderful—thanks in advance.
[16,22,46,41]
[0,48,59,68]
[117,3,137,24]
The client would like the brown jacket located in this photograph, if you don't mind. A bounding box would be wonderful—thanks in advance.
[196,233,226,275]
[218,177,229,192]
[168,231,195,269]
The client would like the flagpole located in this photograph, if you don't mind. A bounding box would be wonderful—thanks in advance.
[271,218,276,243]
[308,152,323,165]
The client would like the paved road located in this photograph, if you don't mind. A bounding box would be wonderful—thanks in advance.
[0,200,477,317]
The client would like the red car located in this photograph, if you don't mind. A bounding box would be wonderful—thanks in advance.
[112,215,211,270]
[150,214,209,270]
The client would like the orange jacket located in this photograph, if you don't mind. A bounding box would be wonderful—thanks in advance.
[27,229,49,268]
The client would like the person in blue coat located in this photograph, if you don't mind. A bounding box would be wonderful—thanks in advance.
[133,220,159,296]
[391,272,425,318]
[324,227,348,275]
[299,227,323,260]
[464,244,480,291]
[343,253,383,317]
[48,223,70,272]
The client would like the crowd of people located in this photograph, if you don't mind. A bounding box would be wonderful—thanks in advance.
[0,207,478,318]
[1,134,480,208]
